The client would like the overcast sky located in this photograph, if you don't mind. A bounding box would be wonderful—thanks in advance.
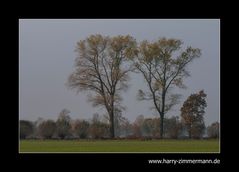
[19,19,219,125]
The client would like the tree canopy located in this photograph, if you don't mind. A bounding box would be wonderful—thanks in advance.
[67,34,138,138]
[181,90,207,139]
[135,38,201,138]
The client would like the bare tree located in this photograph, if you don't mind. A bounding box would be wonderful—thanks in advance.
[207,122,219,138]
[38,120,56,139]
[67,34,137,138]
[89,113,109,139]
[72,119,90,139]
[164,116,182,139]
[132,115,144,138]
[135,38,201,138]
[56,109,71,139]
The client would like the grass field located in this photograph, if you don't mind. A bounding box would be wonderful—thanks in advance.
[19,139,219,153]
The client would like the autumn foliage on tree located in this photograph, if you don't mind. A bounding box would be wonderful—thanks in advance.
[135,38,201,138]
[180,90,207,139]
[67,34,138,138]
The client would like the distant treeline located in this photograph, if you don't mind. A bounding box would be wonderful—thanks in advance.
[20,109,219,140]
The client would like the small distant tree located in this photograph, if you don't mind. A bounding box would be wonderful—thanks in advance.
[38,120,56,139]
[207,122,219,138]
[180,90,207,139]
[191,122,205,139]
[135,115,144,126]
[132,115,144,138]
[119,117,132,137]
[20,120,34,139]
[34,117,44,127]
[141,118,158,137]
[141,118,154,136]
[164,116,182,139]
[89,113,109,139]
[56,109,71,139]
[72,119,90,139]
[132,124,142,138]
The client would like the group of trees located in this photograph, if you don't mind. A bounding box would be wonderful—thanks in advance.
[20,109,219,140]
[67,34,203,138]
[20,109,113,140]
[20,34,219,140]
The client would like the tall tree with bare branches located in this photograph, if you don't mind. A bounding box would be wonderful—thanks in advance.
[67,34,138,138]
[135,38,201,138]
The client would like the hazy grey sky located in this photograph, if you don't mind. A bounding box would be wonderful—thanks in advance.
[19,19,219,125]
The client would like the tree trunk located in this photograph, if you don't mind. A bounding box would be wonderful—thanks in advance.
[109,95,115,139]
[188,125,192,139]
[160,114,164,139]
[109,111,115,138]
[160,90,166,139]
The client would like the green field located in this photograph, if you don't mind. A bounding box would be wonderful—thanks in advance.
[20,139,219,153]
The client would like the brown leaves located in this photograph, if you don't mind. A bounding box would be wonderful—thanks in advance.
[180,90,207,126]
[157,38,182,53]
[135,38,202,114]
[108,35,138,60]
[69,34,139,129]
[69,35,203,138]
